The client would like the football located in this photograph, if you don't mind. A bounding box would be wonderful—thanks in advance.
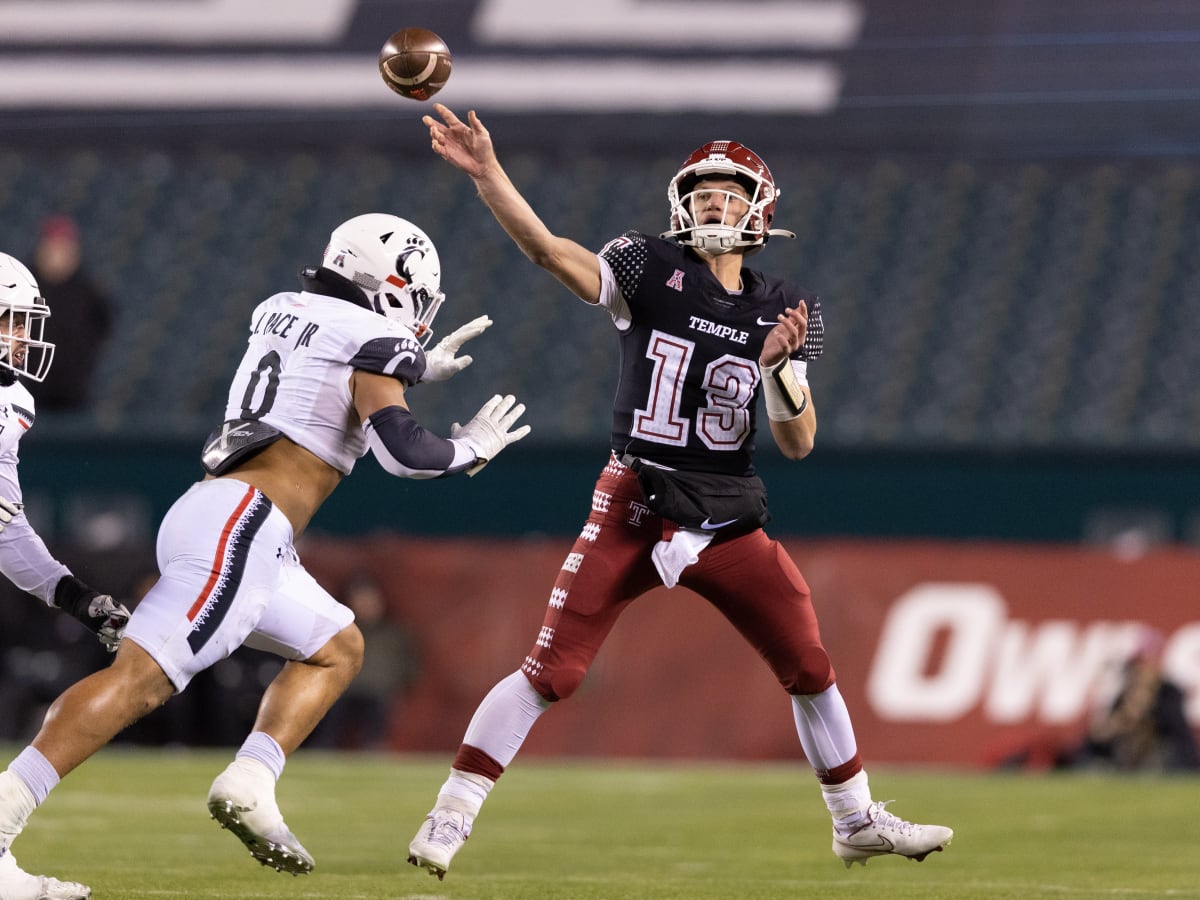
[378,28,452,101]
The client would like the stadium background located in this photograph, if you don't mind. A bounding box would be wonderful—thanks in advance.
[1,0,1198,766]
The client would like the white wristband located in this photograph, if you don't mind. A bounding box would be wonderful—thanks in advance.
[759,359,809,421]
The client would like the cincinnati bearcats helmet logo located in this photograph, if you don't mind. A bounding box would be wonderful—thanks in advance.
[396,245,425,283]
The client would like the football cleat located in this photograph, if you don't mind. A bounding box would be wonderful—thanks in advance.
[832,801,953,868]
[407,800,473,881]
[206,759,314,876]
[0,850,91,900]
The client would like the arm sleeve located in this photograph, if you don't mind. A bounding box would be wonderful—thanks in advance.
[0,464,71,606]
[363,405,478,479]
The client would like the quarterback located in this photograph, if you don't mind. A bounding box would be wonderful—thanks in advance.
[406,105,953,880]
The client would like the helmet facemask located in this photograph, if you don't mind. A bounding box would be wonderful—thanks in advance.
[367,251,445,347]
[0,253,55,382]
[670,177,766,256]
[322,214,446,346]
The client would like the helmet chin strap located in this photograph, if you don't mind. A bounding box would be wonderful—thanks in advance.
[659,223,751,255]
[661,224,798,257]
[690,226,743,255]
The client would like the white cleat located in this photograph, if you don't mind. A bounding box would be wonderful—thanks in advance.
[832,801,953,868]
[407,800,473,881]
[0,851,91,900]
[206,759,314,876]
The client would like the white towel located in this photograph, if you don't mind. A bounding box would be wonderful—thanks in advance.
[651,528,715,588]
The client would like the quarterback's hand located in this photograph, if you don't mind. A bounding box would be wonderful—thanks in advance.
[54,575,133,653]
[424,104,498,180]
[451,393,531,476]
[758,302,809,369]
[0,497,20,534]
[422,315,493,382]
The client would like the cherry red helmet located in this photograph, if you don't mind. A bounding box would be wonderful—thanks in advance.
[662,140,794,255]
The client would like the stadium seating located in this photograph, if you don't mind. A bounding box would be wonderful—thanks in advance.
[1,146,1197,452]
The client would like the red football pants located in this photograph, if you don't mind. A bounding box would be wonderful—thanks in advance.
[520,456,835,703]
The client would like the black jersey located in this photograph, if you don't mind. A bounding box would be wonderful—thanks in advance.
[600,232,823,476]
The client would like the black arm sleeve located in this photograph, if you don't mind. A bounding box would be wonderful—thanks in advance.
[363,405,476,478]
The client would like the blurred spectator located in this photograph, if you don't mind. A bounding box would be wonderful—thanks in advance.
[29,214,114,412]
[307,574,417,751]
[993,629,1199,773]
[1064,629,1199,773]
[0,578,109,743]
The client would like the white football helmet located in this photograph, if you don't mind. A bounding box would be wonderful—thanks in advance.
[662,140,795,256]
[322,213,445,345]
[0,252,54,382]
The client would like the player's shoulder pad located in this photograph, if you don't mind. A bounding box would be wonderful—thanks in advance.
[599,230,651,260]
[0,381,36,426]
[348,332,426,386]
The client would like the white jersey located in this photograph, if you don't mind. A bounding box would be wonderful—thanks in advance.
[222,290,427,474]
[0,380,71,606]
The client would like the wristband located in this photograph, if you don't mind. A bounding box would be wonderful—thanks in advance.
[759,359,809,421]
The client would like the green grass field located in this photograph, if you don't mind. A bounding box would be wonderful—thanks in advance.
[4,745,1197,899]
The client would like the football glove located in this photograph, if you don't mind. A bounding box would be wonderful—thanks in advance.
[451,393,531,476]
[0,497,21,534]
[53,575,132,653]
[422,315,493,382]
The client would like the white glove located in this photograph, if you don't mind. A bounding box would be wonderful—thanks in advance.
[422,315,493,382]
[0,497,20,534]
[89,594,132,653]
[451,393,531,476]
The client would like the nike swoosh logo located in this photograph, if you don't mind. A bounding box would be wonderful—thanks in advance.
[699,517,738,530]
[756,317,778,326]
[848,835,894,851]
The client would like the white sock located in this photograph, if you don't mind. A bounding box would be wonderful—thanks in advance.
[823,770,872,835]
[435,769,495,823]
[8,747,58,806]
[236,732,286,780]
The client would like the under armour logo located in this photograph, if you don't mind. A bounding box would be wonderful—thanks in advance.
[666,269,685,292]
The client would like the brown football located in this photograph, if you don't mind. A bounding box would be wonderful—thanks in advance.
[379,28,452,101]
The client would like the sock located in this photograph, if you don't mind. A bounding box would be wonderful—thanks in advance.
[236,732,286,781]
[823,770,872,836]
[8,747,59,806]
[436,769,495,822]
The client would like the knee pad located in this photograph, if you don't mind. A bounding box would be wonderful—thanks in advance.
[524,662,587,703]
[777,645,834,695]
